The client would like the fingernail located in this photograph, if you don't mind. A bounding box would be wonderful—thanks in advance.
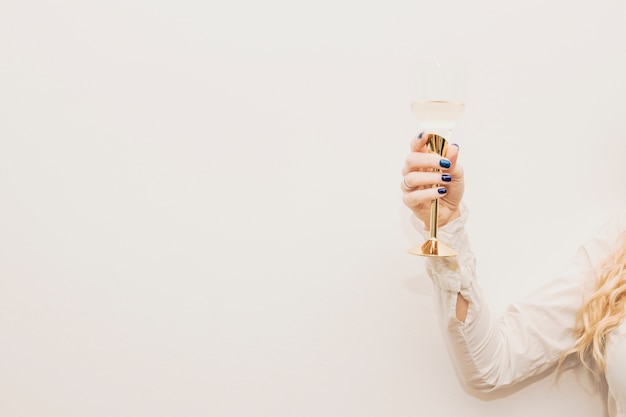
[418,132,423,139]
[441,174,452,182]
[439,159,451,168]
[452,143,459,149]
[438,188,447,194]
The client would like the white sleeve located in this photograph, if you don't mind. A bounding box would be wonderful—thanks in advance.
[412,206,623,392]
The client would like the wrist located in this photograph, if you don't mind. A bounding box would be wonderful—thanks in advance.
[439,208,461,228]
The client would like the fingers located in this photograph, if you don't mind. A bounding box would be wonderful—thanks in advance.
[410,132,457,154]
[402,186,448,208]
[410,132,430,152]
[402,133,464,217]
[402,171,452,190]
[402,151,452,176]
[403,132,460,176]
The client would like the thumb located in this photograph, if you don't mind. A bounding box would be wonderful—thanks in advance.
[446,143,460,166]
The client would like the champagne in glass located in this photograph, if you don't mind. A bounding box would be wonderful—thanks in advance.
[407,57,468,257]
[410,100,465,137]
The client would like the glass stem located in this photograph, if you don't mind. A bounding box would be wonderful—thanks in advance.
[429,198,438,239]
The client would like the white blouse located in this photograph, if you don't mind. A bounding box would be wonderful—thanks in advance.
[413,206,626,417]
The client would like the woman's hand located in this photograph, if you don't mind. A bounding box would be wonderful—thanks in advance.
[401,132,464,228]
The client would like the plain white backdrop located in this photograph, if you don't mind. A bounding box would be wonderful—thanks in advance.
[1,0,626,416]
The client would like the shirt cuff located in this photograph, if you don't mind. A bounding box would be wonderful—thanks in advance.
[410,203,475,293]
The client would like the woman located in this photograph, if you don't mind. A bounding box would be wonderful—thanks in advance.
[401,132,626,417]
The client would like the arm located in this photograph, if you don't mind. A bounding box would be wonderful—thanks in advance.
[456,293,469,323]
[414,207,622,392]
[401,132,621,391]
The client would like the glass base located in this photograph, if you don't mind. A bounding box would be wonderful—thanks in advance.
[408,238,457,257]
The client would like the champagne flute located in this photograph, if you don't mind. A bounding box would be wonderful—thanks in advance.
[407,57,468,257]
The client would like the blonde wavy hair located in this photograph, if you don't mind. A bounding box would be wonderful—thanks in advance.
[559,231,626,375]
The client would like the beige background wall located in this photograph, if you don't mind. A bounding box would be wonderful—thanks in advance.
[1,1,625,416]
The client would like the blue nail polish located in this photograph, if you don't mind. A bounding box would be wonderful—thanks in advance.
[439,159,451,168]
[438,188,447,194]
[441,174,452,182]
[418,132,423,139]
